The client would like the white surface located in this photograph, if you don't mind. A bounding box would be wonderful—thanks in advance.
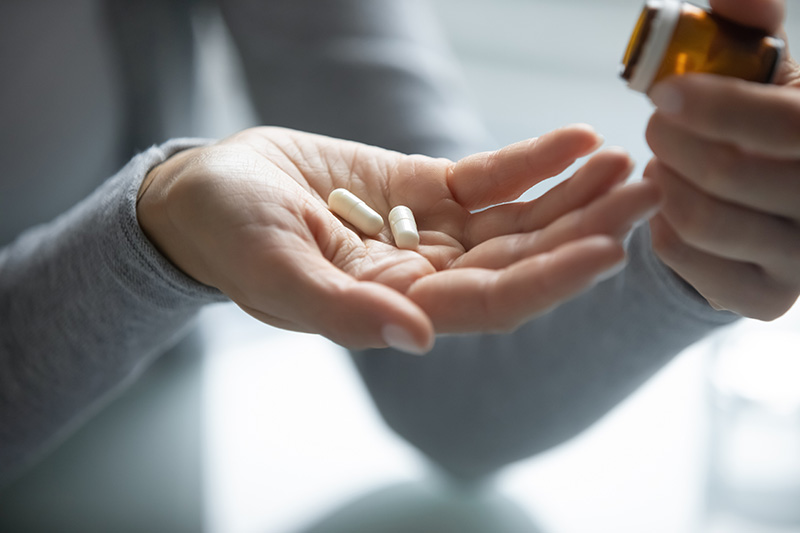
[201,302,712,533]
[201,307,427,533]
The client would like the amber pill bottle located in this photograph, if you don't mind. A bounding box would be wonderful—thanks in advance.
[620,0,785,93]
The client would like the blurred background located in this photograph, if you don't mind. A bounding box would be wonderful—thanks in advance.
[2,1,800,532]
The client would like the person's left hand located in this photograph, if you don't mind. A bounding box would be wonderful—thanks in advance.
[138,126,659,353]
[644,0,800,319]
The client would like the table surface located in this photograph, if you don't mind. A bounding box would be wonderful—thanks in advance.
[201,303,715,533]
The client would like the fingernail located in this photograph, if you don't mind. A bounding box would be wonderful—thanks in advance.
[595,259,627,284]
[649,82,683,114]
[604,145,630,156]
[382,324,427,356]
[571,123,605,150]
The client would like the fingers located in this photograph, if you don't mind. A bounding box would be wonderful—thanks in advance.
[645,160,800,286]
[644,67,800,320]
[464,147,634,244]
[308,275,434,354]
[447,124,603,211]
[455,180,661,270]
[646,113,800,218]
[709,0,784,34]
[233,237,435,354]
[649,213,798,320]
[408,235,625,333]
[649,75,800,158]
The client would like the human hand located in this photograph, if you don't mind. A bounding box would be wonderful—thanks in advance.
[645,0,800,319]
[137,126,659,353]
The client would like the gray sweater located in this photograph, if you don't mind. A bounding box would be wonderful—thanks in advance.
[0,0,736,485]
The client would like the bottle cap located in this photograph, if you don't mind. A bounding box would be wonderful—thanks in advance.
[622,0,681,92]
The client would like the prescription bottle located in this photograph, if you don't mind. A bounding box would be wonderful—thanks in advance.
[620,0,784,93]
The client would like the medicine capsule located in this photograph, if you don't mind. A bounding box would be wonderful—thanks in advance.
[620,0,784,93]
[327,188,384,236]
[388,205,420,249]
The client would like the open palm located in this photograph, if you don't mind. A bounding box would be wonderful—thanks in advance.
[138,125,659,354]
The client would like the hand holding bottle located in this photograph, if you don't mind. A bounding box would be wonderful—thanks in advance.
[645,0,800,319]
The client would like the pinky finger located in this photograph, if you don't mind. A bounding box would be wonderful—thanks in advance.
[649,214,797,320]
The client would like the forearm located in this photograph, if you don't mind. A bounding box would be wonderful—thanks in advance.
[0,139,225,485]
[353,225,738,480]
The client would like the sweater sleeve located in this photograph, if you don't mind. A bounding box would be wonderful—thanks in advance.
[353,226,738,480]
[0,139,226,485]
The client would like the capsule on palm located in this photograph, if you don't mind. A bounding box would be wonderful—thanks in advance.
[327,188,384,236]
[389,205,419,249]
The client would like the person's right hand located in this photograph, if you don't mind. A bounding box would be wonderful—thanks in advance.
[137,126,659,354]
[645,0,800,320]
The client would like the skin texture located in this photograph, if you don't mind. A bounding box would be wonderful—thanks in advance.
[137,125,660,354]
[645,0,800,320]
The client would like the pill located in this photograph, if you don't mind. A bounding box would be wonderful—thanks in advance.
[327,188,384,236]
[389,205,419,249]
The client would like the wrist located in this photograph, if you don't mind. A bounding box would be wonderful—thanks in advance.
[136,146,207,284]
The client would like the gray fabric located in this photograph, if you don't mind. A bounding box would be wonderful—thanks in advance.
[354,226,736,480]
[0,138,225,485]
[0,1,125,246]
[218,0,488,157]
[0,0,737,487]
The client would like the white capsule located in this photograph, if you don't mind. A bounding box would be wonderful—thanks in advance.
[327,188,384,236]
[389,205,420,249]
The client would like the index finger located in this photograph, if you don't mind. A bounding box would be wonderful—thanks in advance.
[447,124,604,211]
[649,74,800,158]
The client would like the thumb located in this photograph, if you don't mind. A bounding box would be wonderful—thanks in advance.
[709,0,784,34]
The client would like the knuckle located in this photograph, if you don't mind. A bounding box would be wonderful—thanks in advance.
[746,298,793,321]
[649,219,681,260]
[775,108,800,153]
[667,197,715,244]
[766,281,800,317]
[483,279,512,333]
[759,222,800,279]
[405,153,435,169]
[699,145,739,192]
[650,226,693,274]
[643,157,660,180]
[739,279,798,321]
[645,115,668,156]
[788,242,800,269]
[483,273,532,334]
